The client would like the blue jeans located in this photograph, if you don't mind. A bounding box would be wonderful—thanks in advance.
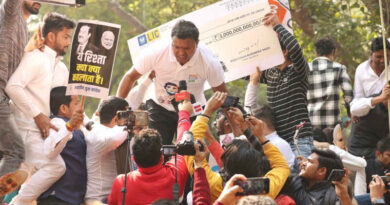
[0,101,25,177]
[289,136,314,158]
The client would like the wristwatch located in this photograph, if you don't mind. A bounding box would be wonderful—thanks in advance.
[372,198,385,205]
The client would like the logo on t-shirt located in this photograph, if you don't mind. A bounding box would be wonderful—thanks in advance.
[188,74,198,83]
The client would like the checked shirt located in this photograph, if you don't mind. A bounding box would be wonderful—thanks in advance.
[307,57,353,130]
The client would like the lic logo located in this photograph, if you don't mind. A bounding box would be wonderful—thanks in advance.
[137,29,161,46]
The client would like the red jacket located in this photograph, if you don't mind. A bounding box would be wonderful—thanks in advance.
[107,111,191,205]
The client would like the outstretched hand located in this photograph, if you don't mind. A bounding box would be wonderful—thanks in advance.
[203,91,227,117]
[216,174,246,205]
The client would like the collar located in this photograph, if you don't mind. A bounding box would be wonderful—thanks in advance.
[168,41,199,68]
[44,45,58,59]
[265,131,278,140]
[314,56,331,61]
[137,162,163,174]
[303,178,332,191]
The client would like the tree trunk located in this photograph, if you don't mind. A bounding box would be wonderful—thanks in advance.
[108,0,148,34]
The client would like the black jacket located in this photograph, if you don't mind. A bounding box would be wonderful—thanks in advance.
[281,174,339,205]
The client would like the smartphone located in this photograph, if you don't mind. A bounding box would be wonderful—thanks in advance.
[327,169,345,181]
[134,111,149,127]
[234,177,270,196]
[161,145,177,156]
[222,96,239,108]
[380,176,390,189]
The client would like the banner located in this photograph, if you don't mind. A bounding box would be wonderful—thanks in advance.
[66,20,120,99]
[36,0,85,7]
[128,0,293,85]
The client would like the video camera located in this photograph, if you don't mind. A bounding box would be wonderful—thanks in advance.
[162,131,204,156]
[116,108,149,128]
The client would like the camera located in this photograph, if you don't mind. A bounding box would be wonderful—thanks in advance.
[327,169,345,182]
[234,177,270,196]
[177,131,204,155]
[222,96,240,108]
[161,131,204,156]
[377,176,390,189]
[116,108,149,127]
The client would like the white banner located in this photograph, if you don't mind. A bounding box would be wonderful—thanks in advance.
[128,0,293,85]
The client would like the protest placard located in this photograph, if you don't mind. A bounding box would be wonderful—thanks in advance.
[128,0,292,84]
[36,0,85,7]
[66,20,120,99]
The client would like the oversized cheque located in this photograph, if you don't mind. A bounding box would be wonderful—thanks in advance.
[128,0,290,84]
[66,20,120,99]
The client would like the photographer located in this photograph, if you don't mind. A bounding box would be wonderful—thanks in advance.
[185,92,290,201]
[107,99,194,204]
[84,97,128,204]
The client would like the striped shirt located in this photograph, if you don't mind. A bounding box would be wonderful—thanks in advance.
[0,0,28,97]
[260,24,313,142]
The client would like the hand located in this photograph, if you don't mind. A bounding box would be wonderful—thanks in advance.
[34,113,58,139]
[262,13,280,27]
[148,70,156,80]
[25,26,44,52]
[333,168,350,202]
[225,107,247,136]
[249,67,263,85]
[216,174,246,205]
[68,107,84,129]
[351,115,360,123]
[203,91,227,117]
[246,116,266,143]
[380,85,390,102]
[178,100,194,116]
[370,175,386,202]
[194,140,210,168]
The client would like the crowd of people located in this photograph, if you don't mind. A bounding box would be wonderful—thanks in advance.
[0,0,389,205]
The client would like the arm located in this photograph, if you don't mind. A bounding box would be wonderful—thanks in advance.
[274,24,308,78]
[5,53,42,118]
[125,72,153,110]
[44,118,72,159]
[205,129,224,168]
[263,143,290,199]
[116,68,142,98]
[193,165,211,205]
[339,66,353,104]
[351,86,390,117]
[333,168,353,205]
[329,145,367,168]
[3,0,23,17]
[245,67,262,111]
[176,110,192,143]
[212,83,228,93]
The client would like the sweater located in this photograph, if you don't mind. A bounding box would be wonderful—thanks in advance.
[185,116,290,201]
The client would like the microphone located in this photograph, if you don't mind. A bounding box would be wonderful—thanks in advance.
[175,80,195,103]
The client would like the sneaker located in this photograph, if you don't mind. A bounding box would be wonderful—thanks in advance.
[0,170,28,197]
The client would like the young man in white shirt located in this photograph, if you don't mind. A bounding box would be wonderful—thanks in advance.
[5,13,75,205]
[351,37,390,117]
[85,97,128,204]
[348,37,390,159]
[117,20,228,145]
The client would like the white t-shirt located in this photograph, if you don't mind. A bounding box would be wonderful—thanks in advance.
[134,41,225,111]
[85,123,127,201]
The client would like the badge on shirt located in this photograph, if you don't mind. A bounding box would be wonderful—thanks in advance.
[188,74,198,83]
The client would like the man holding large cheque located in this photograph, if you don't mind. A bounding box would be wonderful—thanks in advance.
[117,20,228,145]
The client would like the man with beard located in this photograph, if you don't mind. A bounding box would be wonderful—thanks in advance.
[0,0,41,198]
[5,12,75,205]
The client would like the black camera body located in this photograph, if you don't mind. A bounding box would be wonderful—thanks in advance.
[222,96,240,108]
[162,131,204,156]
